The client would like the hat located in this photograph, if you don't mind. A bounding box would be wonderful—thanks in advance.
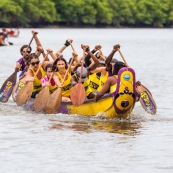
[111,58,118,63]
[99,59,105,65]
[76,67,88,82]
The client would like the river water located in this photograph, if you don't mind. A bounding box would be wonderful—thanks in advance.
[0,28,173,173]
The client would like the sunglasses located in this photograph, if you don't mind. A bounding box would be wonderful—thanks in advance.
[31,61,40,66]
[22,51,31,54]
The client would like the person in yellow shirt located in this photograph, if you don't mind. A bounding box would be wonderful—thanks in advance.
[52,57,72,101]
[25,53,50,98]
[70,44,100,99]
[94,61,127,101]
[41,64,61,94]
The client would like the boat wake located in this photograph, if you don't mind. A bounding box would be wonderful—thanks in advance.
[0,101,172,135]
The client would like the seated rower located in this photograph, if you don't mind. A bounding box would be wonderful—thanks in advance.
[25,53,50,98]
[16,45,45,80]
[71,45,100,99]
[52,57,73,101]
[90,59,109,93]
[71,66,90,98]
[41,64,62,94]
[84,44,119,98]
[90,44,120,93]
[16,44,32,79]
[95,61,127,101]
[105,44,120,76]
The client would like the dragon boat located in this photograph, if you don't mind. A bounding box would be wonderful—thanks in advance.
[24,67,139,119]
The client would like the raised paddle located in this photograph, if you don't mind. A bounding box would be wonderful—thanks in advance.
[0,34,35,103]
[70,50,86,106]
[16,52,49,106]
[117,48,157,115]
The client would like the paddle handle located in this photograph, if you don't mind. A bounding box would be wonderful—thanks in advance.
[79,61,84,83]
[61,52,74,84]
[78,50,86,83]
[70,42,75,52]
[32,30,42,47]
[48,49,57,61]
[118,48,129,67]
[59,42,75,84]
[41,51,49,61]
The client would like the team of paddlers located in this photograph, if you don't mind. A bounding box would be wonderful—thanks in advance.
[13,30,136,102]
[0,30,157,115]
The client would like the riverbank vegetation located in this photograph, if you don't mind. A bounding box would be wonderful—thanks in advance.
[0,0,173,28]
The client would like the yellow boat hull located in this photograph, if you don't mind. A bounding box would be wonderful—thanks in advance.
[60,95,134,119]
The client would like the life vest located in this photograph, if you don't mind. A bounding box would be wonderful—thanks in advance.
[30,66,46,92]
[42,75,58,94]
[56,71,72,97]
[87,73,100,93]
[97,71,109,92]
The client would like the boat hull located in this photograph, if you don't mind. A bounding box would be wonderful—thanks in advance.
[26,94,134,119]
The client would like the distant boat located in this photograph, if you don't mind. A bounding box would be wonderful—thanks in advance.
[2,28,20,37]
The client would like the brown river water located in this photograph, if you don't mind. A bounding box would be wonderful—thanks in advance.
[0,28,173,173]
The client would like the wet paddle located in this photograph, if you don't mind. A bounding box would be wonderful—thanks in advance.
[70,43,86,106]
[70,55,86,106]
[0,68,18,102]
[12,76,26,102]
[33,50,52,112]
[34,81,51,113]
[0,34,35,103]
[136,83,157,115]
[16,52,49,106]
[118,48,157,115]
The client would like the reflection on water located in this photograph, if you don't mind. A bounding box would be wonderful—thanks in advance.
[51,116,142,135]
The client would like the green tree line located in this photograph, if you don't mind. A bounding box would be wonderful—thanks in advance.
[1,0,173,27]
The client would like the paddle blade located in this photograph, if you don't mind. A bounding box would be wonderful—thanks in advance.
[34,86,50,112]
[45,88,62,114]
[16,82,33,106]
[137,85,157,115]
[70,83,86,106]
[0,70,17,102]
[12,79,26,102]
